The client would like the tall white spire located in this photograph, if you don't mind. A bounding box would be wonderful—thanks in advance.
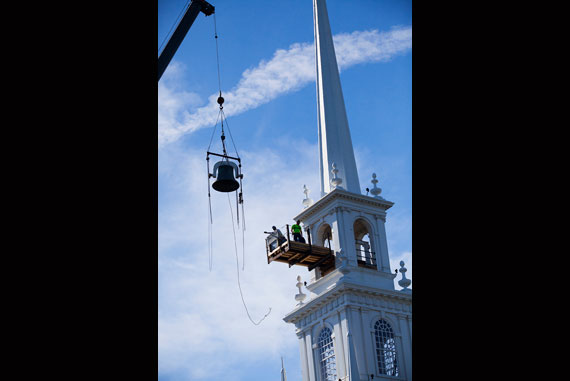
[313,0,361,196]
[283,4,412,381]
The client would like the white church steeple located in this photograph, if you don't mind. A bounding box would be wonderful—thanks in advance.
[313,0,360,196]
[279,1,412,380]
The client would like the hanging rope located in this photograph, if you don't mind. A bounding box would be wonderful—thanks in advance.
[239,163,245,228]
[238,162,245,272]
[207,157,213,271]
[219,109,240,158]
[228,194,271,325]
[207,109,222,153]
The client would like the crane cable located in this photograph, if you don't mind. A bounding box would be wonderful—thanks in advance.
[207,11,246,270]
[214,12,222,95]
[209,13,267,325]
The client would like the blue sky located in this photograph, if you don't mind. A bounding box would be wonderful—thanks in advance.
[158,0,411,380]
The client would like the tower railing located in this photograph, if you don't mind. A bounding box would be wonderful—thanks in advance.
[356,248,377,268]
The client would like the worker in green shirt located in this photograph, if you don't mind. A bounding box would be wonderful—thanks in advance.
[291,220,304,242]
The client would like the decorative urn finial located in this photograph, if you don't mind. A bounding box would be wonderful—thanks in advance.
[302,184,314,209]
[370,173,384,199]
[295,275,307,305]
[398,260,411,292]
[330,163,343,190]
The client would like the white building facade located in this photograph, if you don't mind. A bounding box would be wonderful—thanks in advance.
[282,1,412,380]
[284,189,412,381]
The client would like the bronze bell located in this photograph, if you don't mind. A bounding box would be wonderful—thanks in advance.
[212,160,240,192]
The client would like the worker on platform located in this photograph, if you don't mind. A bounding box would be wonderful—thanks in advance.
[291,220,305,243]
[264,226,286,251]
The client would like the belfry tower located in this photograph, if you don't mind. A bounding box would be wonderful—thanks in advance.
[273,1,412,380]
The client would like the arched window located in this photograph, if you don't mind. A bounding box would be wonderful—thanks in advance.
[374,319,399,376]
[354,219,376,268]
[318,223,334,251]
[317,327,337,381]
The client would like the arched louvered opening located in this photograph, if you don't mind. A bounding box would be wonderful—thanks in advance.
[317,223,334,251]
[313,223,335,277]
[353,218,376,269]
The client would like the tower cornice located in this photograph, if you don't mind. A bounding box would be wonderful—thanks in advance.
[294,188,394,222]
[283,278,411,326]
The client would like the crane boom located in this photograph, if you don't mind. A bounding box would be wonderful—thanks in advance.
[158,0,215,81]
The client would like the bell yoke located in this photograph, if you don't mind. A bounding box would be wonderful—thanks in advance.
[206,94,244,194]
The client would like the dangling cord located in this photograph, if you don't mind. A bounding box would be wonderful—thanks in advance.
[235,187,242,272]
[207,156,213,271]
[239,163,245,231]
[207,108,222,153]
[227,193,271,325]
[238,165,245,271]
[235,190,240,229]
[241,224,245,271]
[234,189,243,271]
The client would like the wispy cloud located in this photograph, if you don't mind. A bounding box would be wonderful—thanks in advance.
[158,26,412,147]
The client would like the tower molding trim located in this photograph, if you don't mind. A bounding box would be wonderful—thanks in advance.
[294,188,394,223]
[284,281,412,327]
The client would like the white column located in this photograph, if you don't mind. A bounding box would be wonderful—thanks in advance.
[357,307,370,378]
[374,215,391,274]
[398,314,412,381]
[305,331,316,381]
[349,307,367,381]
[334,309,347,379]
[336,207,357,267]
[298,332,310,381]
[361,310,377,378]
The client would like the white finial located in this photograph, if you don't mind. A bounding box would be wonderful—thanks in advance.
[302,184,314,209]
[295,275,307,305]
[330,163,343,190]
[398,260,411,292]
[370,173,384,199]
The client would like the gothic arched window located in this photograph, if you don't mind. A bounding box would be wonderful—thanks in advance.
[317,327,337,381]
[374,319,399,376]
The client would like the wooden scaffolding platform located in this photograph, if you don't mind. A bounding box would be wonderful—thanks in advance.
[266,228,335,273]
